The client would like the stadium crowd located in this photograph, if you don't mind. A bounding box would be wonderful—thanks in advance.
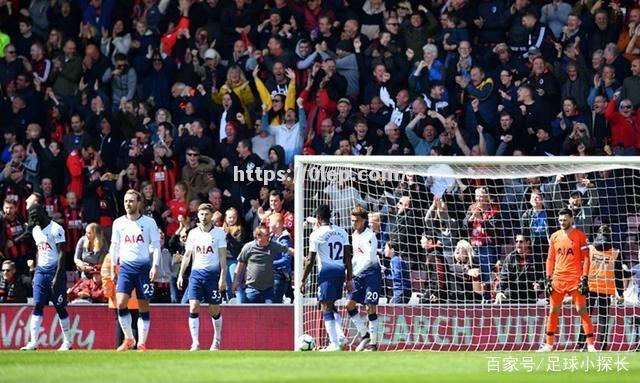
[0,0,640,307]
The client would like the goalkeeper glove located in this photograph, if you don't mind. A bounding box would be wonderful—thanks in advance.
[544,278,553,295]
[578,275,589,296]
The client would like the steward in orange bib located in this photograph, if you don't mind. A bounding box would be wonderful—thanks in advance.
[577,225,625,350]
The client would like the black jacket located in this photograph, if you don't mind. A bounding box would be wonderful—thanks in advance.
[498,251,545,303]
[0,274,32,303]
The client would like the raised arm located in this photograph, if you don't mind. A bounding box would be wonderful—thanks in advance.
[453,123,471,156]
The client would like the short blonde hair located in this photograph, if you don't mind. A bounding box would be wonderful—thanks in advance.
[271,213,283,224]
[368,212,381,223]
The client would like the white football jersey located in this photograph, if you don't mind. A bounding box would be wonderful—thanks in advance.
[111,215,160,267]
[186,226,227,272]
[33,221,66,272]
[352,227,378,276]
[309,224,350,274]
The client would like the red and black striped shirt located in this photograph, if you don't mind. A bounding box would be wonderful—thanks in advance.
[1,181,33,221]
[96,187,114,227]
[151,159,178,204]
[62,206,85,253]
[42,193,64,219]
[2,216,28,259]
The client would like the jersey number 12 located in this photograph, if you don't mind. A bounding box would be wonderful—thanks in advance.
[328,241,343,261]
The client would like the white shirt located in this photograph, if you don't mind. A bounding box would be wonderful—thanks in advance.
[352,228,378,276]
[310,224,350,275]
[265,123,304,165]
[426,163,455,198]
[110,215,160,267]
[186,226,227,272]
[33,221,66,272]
[219,110,228,142]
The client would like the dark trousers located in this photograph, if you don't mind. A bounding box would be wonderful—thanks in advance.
[152,282,171,303]
[273,271,290,304]
[577,292,611,350]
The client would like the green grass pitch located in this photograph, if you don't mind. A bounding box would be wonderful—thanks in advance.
[1,351,639,383]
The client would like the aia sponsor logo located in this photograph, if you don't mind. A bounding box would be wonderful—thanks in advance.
[195,245,214,255]
[37,243,52,252]
[123,234,145,244]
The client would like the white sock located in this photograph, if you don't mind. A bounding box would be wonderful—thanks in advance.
[333,311,345,340]
[189,316,200,346]
[212,315,222,343]
[59,316,71,344]
[369,319,378,345]
[138,316,150,344]
[118,312,134,339]
[323,314,339,347]
[348,311,367,337]
[30,314,43,344]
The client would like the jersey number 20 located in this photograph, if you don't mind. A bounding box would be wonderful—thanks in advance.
[328,242,343,261]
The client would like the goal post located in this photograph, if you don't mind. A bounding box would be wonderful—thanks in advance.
[293,156,640,351]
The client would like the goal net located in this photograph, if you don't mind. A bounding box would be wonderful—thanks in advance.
[293,156,640,351]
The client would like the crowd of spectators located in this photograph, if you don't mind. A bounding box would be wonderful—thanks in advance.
[1,0,640,305]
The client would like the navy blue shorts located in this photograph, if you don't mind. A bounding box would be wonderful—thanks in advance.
[33,269,67,307]
[317,274,344,302]
[117,263,153,300]
[348,268,382,305]
[187,270,223,305]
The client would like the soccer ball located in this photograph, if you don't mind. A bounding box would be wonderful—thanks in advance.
[296,334,315,351]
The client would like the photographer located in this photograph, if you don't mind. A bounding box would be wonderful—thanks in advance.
[563,122,594,155]
[101,52,137,112]
[0,142,38,189]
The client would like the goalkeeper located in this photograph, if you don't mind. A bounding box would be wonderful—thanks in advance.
[538,208,596,352]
